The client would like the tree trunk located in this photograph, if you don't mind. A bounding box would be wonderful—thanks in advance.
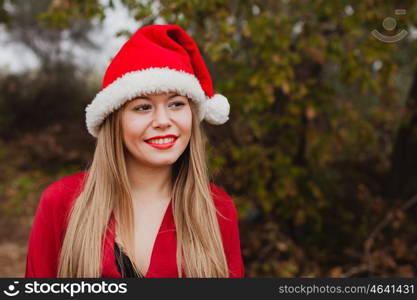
[388,67,417,199]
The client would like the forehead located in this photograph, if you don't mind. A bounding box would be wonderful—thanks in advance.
[130,91,185,102]
[137,91,177,98]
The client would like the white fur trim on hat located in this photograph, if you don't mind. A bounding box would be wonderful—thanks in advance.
[202,94,230,125]
[85,67,208,137]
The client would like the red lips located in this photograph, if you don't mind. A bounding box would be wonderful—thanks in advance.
[145,135,178,150]
[145,134,178,142]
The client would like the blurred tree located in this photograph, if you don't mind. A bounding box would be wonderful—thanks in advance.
[0,0,15,25]
[389,63,417,199]
[4,0,98,68]
[0,0,100,165]
[0,0,99,138]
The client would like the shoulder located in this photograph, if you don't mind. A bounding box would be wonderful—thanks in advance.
[209,183,239,222]
[38,170,88,215]
[41,170,87,201]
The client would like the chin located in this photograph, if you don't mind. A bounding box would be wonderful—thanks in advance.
[147,157,179,167]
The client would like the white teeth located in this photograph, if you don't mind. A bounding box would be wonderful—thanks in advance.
[148,137,175,144]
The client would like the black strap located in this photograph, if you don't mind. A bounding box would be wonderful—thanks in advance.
[114,241,140,278]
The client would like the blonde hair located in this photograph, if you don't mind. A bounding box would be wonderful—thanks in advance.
[57,99,229,277]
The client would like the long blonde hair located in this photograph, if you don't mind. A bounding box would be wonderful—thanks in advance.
[57,99,229,277]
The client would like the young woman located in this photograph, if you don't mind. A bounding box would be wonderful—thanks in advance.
[25,24,244,278]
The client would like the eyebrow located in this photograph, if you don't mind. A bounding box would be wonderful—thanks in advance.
[134,93,180,101]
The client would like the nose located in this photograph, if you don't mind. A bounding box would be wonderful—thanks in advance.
[152,105,171,129]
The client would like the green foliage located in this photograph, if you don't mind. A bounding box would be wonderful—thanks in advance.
[0,175,34,216]
[0,0,15,26]
[38,0,106,28]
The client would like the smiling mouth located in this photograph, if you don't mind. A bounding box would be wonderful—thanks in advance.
[145,137,178,145]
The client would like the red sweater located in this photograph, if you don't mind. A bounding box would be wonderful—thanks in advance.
[25,171,245,278]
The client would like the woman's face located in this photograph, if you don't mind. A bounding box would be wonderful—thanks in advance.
[121,91,192,168]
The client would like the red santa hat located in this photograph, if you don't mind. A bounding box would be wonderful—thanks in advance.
[85,24,230,137]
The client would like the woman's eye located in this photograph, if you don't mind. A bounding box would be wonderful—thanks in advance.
[170,101,185,108]
[134,104,151,111]
[133,102,185,111]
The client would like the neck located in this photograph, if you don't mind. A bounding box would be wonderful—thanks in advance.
[125,155,173,204]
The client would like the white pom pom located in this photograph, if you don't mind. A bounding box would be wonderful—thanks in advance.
[202,94,230,125]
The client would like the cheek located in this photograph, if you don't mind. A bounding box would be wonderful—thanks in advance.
[179,108,193,136]
[122,115,147,141]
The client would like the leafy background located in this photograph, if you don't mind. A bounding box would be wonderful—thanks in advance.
[1,0,417,277]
